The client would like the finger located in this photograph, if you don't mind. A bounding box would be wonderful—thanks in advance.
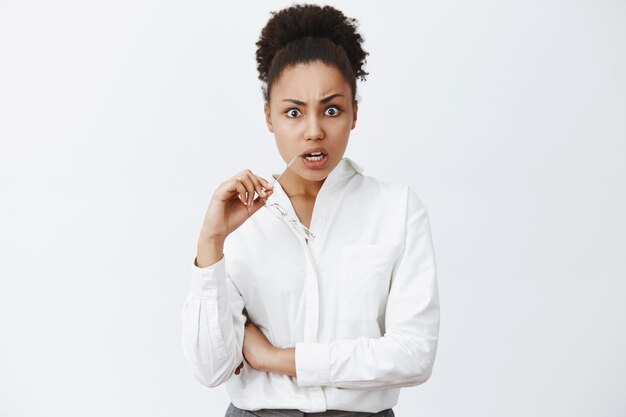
[234,362,243,375]
[241,173,262,208]
[234,176,254,207]
[256,175,274,191]
[248,190,273,216]
[221,177,247,203]
[259,190,272,205]
[234,181,248,206]
[235,174,257,208]
[240,171,274,205]
[243,172,265,207]
[244,172,268,200]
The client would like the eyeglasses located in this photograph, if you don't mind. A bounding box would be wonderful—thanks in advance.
[262,155,317,242]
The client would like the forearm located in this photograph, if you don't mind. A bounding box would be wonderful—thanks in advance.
[183,256,247,388]
[264,347,296,377]
[294,331,438,389]
[196,236,225,267]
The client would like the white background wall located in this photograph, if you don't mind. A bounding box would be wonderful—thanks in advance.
[1,0,624,416]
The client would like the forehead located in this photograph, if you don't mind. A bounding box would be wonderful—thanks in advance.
[271,61,350,101]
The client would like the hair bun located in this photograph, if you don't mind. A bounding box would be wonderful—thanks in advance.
[256,4,368,84]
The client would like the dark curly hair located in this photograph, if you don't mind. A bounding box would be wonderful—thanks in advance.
[255,3,369,102]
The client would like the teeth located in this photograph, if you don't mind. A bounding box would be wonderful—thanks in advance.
[305,153,324,162]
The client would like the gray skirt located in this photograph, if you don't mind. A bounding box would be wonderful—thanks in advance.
[225,402,395,417]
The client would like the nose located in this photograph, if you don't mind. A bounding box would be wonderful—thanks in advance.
[304,113,324,141]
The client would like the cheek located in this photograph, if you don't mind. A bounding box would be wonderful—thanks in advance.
[273,133,298,159]
[273,123,296,142]
[326,118,353,138]
[272,117,299,136]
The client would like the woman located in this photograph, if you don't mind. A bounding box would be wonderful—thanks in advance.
[182,4,440,416]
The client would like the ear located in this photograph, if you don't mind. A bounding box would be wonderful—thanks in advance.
[351,99,358,130]
[264,102,274,133]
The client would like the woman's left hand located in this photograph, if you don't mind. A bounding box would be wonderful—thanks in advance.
[242,322,277,371]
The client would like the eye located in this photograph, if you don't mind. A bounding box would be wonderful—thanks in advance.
[286,108,301,118]
[324,106,341,117]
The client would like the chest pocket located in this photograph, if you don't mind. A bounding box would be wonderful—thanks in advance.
[339,244,403,321]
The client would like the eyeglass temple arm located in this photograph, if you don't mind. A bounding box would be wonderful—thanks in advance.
[268,155,300,188]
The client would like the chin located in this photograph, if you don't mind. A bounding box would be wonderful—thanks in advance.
[292,168,325,182]
[296,160,338,182]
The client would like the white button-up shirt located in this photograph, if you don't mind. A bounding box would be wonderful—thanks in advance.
[181,158,440,413]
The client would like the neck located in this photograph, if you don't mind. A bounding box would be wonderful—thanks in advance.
[278,169,326,198]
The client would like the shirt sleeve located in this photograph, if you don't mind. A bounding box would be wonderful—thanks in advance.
[294,188,440,389]
[181,255,247,388]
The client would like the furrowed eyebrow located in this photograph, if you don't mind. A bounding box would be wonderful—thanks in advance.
[281,93,344,106]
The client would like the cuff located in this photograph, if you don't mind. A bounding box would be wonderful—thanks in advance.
[189,255,226,299]
[295,342,332,386]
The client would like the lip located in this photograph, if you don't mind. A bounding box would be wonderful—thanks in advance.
[300,146,328,157]
[300,147,329,170]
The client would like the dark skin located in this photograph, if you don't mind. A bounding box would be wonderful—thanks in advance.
[234,60,358,376]
[285,192,317,229]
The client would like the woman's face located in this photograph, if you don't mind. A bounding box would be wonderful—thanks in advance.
[264,60,358,184]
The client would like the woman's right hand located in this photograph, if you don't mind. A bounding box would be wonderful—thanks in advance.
[196,169,273,267]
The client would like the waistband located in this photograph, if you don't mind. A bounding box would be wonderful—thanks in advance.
[226,402,394,417]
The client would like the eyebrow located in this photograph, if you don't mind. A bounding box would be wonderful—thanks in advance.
[281,93,344,106]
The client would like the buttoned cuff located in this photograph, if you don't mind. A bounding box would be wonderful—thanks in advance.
[295,342,332,386]
[189,255,226,299]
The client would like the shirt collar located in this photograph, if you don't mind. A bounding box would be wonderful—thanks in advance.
[266,157,363,234]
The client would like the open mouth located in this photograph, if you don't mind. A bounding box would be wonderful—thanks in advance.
[302,152,326,161]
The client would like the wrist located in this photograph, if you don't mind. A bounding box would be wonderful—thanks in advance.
[196,237,225,268]
[198,231,226,245]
